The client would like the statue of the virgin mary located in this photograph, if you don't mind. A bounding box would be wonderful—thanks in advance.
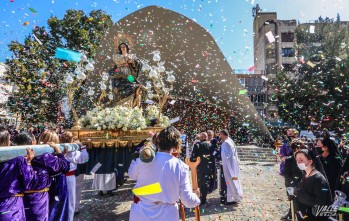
[109,42,143,107]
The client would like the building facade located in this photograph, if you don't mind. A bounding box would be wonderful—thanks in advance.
[235,72,265,119]
[251,5,349,125]
[252,4,297,123]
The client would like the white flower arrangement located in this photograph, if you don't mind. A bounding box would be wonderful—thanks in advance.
[128,107,147,131]
[80,106,147,131]
[145,105,171,127]
[146,105,159,120]
[158,115,170,127]
[80,104,171,131]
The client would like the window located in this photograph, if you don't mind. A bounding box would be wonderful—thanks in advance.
[282,48,295,57]
[265,63,276,74]
[248,78,255,86]
[250,95,254,102]
[281,32,294,42]
[257,94,265,102]
[239,78,245,87]
[266,46,276,59]
[257,86,264,92]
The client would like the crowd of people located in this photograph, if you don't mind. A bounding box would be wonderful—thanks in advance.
[4,122,349,221]
[0,125,243,221]
[0,126,87,221]
[279,129,349,220]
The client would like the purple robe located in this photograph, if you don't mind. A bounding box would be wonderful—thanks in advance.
[24,153,70,221]
[279,142,292,175]
[48,163,70,221]
[0,157,36,221]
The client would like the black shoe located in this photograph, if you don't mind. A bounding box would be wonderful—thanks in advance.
[107,190,115,196]
[74,211,80,216]
[98,191,104,196]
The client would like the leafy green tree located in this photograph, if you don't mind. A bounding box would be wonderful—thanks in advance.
[271,22,349,132]
[4,10,113,125]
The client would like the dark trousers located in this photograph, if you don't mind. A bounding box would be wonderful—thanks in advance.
[197,172,209,203]
[219,164,227,203]
[208,162,217,193]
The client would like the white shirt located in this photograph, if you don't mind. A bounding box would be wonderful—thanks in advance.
[65,148,89,172]
[128,151,200,221]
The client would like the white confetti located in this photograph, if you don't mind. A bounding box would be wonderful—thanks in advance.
[265,31,275,43]
[169,116,180,124]
[261,76,268,81]
[145,99,155,104]
[309,25,315,34]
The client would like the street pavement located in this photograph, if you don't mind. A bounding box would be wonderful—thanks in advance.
[74,160,288,221]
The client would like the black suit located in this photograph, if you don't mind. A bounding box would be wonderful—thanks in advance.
[208,138,219,193]
[320,154,343,198]
[284,155,302,188]
[190,140,214,203]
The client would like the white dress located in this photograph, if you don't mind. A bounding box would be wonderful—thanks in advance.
[112,53,137,75]
[221,138,243,202]
[128,152,200,221]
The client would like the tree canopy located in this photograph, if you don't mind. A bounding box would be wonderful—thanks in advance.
[4,9,113,125]
[272,21,349,132]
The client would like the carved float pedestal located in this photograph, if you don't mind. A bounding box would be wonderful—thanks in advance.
[67,127,164,184]
[68,127,164,148]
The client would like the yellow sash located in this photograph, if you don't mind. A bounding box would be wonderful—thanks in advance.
[132,182,162,196]
[24,188,49,194]
[13,193,24,197]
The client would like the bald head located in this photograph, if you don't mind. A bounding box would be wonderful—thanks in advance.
[207,130,214,140]
[201,132,208,141]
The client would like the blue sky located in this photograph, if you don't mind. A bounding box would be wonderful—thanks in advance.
[0,0,348,69]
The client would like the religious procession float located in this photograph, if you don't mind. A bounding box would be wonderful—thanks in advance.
[57,36,179,182]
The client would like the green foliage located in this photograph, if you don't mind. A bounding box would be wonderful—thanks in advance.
[4,10,113,124]
[271,22,349,131]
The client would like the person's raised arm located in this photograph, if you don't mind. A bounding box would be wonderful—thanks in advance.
[128,158,141,181]
[179,164,200,208]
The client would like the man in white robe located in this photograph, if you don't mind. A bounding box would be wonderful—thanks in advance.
[219,129,243,204]
[128,126,200,221]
